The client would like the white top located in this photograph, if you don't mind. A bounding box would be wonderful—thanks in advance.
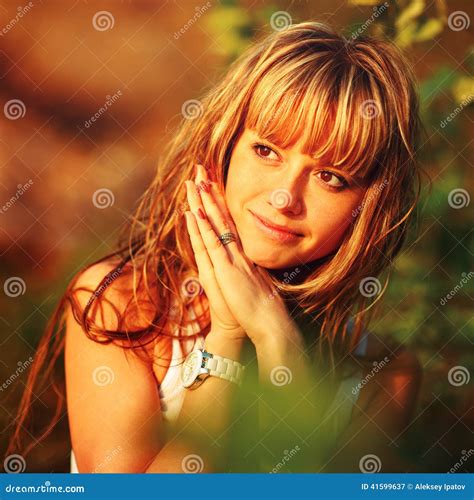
[70,310,368,473]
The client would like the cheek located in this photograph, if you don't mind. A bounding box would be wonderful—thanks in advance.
[307,196,359,238]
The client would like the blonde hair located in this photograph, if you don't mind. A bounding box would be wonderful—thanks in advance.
[9,21,424,457]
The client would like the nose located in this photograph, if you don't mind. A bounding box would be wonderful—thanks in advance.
[268,169,305,216]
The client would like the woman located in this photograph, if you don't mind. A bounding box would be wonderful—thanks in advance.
[8,21,423,473]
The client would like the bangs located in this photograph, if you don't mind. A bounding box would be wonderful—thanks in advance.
[245,56,390,180]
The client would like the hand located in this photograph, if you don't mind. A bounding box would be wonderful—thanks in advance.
[184,164,295,347]
[184,165,246,341]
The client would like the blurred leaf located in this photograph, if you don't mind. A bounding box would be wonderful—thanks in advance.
[396,21,419,47]
[204,5,255,60]
[413,18,445,41]
[451,76,474,106]
[396,0,426,31]
[419,66,459,103]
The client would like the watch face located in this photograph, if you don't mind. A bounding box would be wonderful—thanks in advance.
[181,350,204,388]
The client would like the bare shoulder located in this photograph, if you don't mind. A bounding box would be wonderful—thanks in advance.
[64,257,166,472]
[68,257,159,345]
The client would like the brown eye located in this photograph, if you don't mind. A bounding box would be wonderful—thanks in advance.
[257,145,272,157]
[317,171,346,188]
[253,144,279,161]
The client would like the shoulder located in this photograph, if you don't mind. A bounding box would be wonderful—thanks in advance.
[64,259,166,472]
[65,257,174,380]
[68,257,159,344]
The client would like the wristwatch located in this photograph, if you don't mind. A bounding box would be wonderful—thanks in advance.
[181,348,245,389]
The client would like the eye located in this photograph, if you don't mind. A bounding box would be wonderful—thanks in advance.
[316,171,347,189]
[252,143,280,161]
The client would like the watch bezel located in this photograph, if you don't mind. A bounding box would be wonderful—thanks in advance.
[181,348,209,388]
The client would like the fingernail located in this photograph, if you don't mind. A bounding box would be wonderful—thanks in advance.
[197,208,206,220]
[199,180,210,193]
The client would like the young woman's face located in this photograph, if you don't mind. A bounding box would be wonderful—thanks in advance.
[225,128,367,269]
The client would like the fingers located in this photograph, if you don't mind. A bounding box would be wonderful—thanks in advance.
[184,210,233,320]
[197,165,241,249]
[185,180,231,270]
[184,210,213,274]
[195,165,240,251]
[195,165,243,264]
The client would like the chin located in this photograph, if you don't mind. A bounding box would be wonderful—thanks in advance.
[239,240,295,269]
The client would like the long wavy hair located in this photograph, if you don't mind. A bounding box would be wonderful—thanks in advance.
[7,21,425,459]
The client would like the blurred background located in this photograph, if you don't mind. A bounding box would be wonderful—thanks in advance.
[0,0,472,472]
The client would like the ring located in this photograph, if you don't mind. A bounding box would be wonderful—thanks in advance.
[218,231,237,246]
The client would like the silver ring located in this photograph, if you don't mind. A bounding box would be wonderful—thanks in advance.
[218,231,237,246]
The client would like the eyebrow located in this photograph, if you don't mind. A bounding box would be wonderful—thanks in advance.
[255,135,337,167]
[254,135,371,186]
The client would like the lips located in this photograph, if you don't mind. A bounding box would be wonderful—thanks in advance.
[250,210,303,237]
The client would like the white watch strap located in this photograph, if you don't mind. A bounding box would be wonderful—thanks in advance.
[205,352,245,386]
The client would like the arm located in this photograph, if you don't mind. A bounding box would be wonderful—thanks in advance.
[145,331,246,472]
[66,263,245,473]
